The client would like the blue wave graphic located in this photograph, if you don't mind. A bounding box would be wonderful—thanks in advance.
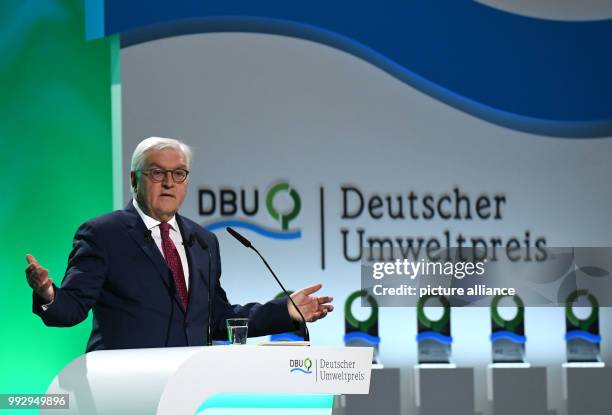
[204,219,301,240]
[343,331,381,345]
[490,331,527,344]
[565,330,601,344]
[290,368,312,374]
[416,331,453,345]
[271,333,304,342]
[98,2,612,137]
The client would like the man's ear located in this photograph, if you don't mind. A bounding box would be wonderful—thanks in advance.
[130,171,137,192]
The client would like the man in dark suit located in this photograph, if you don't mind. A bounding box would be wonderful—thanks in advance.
[26,137,333,351]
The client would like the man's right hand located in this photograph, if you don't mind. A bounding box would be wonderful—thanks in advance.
[25,254,55,304]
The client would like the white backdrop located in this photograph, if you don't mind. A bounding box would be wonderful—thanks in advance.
[121,31,611,367]
[119,25,612,414]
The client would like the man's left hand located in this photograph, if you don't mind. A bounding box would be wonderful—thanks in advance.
[288,283,333,322]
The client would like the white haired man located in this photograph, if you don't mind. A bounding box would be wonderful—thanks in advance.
[26,137,333,351]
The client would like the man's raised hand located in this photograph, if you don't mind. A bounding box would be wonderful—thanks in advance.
[25,254,55,304]
[288,283,334,322]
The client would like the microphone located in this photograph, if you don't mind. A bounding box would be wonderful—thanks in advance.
[226,227,251,248]
[183,234,196,248]
[187,232,213,346]
[195,234,209,250]
[225,227,310,343]
[144,229,153,243]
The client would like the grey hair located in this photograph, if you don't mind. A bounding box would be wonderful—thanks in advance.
[130,136,193,172]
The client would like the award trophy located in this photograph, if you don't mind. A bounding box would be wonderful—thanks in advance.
[417,295,452,363]
[344,289,380,364]
[565,289,601,362]
[490,294,526,363]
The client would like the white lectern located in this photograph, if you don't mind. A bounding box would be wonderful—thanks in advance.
[42,346,373,415]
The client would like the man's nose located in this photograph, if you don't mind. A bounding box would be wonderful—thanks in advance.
[162,172,175,187]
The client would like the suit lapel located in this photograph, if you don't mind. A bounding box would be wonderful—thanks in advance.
[177,214,211,316]
[122,202,186,313]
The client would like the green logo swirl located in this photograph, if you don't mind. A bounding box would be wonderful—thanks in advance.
[266,182,301,231]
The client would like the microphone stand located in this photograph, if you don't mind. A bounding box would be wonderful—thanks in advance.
[226,227,310,342]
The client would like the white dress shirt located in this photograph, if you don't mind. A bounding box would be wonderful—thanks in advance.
[133,199,190,290]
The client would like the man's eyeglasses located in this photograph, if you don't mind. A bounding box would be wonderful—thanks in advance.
[139,168,189,183]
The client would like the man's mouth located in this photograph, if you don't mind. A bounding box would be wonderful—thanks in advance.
[160,194,175,198]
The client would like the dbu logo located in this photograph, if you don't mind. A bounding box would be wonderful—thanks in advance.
[199,181,302,240]
[289,358,313,374]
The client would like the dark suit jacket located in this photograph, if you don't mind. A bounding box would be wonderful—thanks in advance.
[33,202,296,352]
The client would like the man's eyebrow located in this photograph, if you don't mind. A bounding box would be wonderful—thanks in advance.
[147,164,188,169]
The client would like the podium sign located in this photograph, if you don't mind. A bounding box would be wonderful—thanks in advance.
[42,346,373,415]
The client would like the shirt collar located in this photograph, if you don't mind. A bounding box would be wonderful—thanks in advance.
[132,198,179,232]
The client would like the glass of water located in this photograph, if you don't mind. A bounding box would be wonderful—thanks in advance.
[226,318,249,344]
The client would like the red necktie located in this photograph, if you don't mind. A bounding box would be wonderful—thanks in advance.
[159,222,189,310]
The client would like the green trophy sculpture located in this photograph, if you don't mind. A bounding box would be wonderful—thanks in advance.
[490,294,526,363]
[417,295,452,363]
[344,290,380,364]
[565,289,601,362]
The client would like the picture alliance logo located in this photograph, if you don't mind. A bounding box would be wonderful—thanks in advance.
[289,358,313,374]
[198,181,302,240]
